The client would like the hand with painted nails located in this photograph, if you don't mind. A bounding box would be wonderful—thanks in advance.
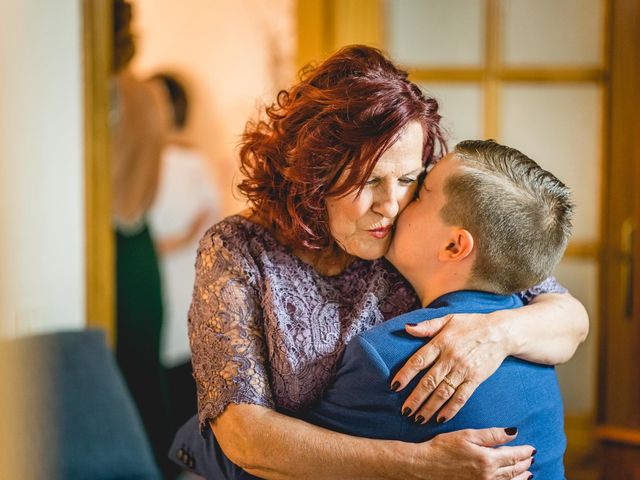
[390,311,510,424]
[401,427,535,480]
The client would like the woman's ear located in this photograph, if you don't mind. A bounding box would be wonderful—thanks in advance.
[439,228,474,262]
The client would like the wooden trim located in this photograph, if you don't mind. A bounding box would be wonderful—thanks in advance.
[408,68,484,83]
[597,0,640,427]
[83,0,114,346]
[378,0,389,52]
[296,0,327,70]
[331,0,383,50]
[635,1,640,328]
[500,68,606,83]
[565,414,598,466]
[597,0,614,426]
[296,0,383,68]
[602,0,612,71]
[596,425,640,446]
[324,0,336,56]
[483,0,500,139]
[407,67,606,84]
[564,242,602,260]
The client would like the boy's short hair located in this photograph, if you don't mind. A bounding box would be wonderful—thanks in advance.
[441,139,574,294]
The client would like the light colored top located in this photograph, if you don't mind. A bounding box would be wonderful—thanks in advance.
[148,144,220,367]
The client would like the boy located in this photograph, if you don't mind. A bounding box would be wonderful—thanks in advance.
[172,140,573,479]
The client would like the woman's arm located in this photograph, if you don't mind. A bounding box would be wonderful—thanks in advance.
[214,403,534,480]
[391,292,588,424]
[499,292,588,364]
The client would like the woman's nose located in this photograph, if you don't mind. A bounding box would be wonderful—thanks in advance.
[373,184,400,218]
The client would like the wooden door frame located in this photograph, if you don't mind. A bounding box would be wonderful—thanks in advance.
[83,0,114,346]
[296,0,383,70]
[596,0,640,440]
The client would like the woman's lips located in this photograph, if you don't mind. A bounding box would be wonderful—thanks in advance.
[367,225,392,239]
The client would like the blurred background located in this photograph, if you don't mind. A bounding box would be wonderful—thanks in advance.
[0,0,638,479]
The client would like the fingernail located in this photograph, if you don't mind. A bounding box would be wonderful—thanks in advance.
[406,323,418,327]
[530,458,535,466]
[437,416,446,424]
[403,407,412,416]
[415,415,424,424]
[504,427,518,435]
[391,381,401,391]
[532,449,537,456]
[528,475,533,479]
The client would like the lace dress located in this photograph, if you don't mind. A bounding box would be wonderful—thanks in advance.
[189,215,566,428]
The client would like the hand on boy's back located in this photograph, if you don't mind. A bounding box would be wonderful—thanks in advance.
[390,312,508,424]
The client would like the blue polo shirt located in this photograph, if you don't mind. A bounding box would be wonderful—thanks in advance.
[302,290,566,479]
[171,290,566,479]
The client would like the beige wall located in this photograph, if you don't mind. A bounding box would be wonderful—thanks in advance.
[0,0,85,337]
[130,0,296,216]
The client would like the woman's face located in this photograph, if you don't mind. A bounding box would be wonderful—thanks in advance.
[325,121,425,260]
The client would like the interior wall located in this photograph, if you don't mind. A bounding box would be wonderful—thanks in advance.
[129,0,296,216]
[0,0,85,337]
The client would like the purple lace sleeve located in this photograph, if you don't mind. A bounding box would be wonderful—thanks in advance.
[188,227,274,430]
[519,276,568,304]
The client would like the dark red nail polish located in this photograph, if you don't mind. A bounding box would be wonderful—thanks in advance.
[530,458,535,466]
[391,381,400,391]
[504,427,518,435]
[403,407,412,416]
[532,449,537,456]
[406,323,418,327]
[437,416,446,424]
[528,475,533,479]
[415,415,424,424]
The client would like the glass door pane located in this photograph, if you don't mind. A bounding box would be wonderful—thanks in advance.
[501,0,604,66]
[388,0,485,67]
[500,83,602,242]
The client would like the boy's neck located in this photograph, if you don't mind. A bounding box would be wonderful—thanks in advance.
[417,279,466,308]
[410,269,481,307]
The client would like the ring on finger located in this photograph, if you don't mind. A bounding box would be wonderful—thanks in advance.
[442,375,456,390]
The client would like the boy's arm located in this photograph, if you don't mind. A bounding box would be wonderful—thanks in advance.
[302,335,405,440]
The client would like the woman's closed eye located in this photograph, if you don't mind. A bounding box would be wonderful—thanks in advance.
[365,177,379,186]
[365,176,418,187]
[398,176,418,186]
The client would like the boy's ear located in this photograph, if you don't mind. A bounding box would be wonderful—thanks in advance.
[439,228,474,262]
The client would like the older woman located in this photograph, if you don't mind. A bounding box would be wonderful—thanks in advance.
[186,45,588,480]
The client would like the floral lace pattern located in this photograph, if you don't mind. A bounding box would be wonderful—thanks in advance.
[520,275,567,303]
[189,215,566,429]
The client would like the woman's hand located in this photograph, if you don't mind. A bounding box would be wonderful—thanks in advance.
[390,312,510,423]
[410,427,535,480]
[390,292,588,424]
[214,404,534,480]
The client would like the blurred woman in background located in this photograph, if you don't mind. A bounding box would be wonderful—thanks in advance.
[110,1,174,476]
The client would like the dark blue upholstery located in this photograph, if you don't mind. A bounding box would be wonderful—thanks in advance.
[0,329,161,480]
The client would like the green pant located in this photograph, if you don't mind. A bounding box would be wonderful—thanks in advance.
[115,223,175,478]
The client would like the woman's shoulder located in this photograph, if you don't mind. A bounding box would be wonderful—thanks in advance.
[197,214,299,278]
[193,215,273,291]
[199,214,275,251]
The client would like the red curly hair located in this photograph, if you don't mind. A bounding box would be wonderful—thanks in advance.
[238,45,447,252]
